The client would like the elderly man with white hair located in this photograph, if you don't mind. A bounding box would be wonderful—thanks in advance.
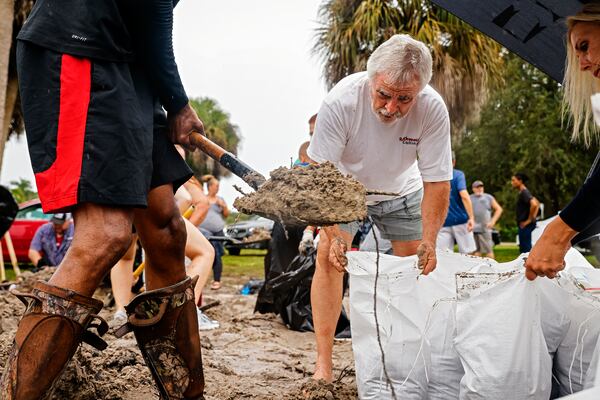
[307,34,452,381]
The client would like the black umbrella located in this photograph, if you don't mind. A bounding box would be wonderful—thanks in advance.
[430,0,590,82]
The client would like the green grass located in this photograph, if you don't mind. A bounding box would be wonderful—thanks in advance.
[222,249,266,278]
[3,267,16,282]
[476,243,599,267]
[493,244,521,263]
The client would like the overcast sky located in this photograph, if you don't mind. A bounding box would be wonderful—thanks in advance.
[1,0,328,209]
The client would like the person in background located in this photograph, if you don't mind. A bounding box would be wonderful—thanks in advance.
[28,213,73,269]
[437,155,476,254]
[470,180,503,259]
[109,235,138,324]
[526,4,600,280]
[511,172,540,253]
[294,141,312,167]
[174,145,218,329]
[308,113,317,137]
[199,175,229,290]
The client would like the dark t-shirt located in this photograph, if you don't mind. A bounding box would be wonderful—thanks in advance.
[516,188,534,223]
[17,0,188,113]
[17,0,133,62]
[561,152,600,233]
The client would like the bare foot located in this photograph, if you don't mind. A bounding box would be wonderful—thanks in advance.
[313,363,333,383]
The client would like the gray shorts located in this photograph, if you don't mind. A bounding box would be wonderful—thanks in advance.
[340,189,423,241]
[474,231,494,254]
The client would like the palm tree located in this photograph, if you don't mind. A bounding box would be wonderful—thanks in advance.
[0,0,34,171]
[186,97,241,179]
[313,0,504,136]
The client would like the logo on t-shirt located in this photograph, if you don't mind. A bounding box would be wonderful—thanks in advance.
[71,34,88,42]
[399,136,419,145]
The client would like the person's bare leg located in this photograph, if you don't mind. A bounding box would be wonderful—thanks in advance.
[50,203,134,295]
[391,239,420,257]
[134,184,187,289]
[110,235,137,313]
[485,252,495,259]
[184,218,215,305]
[312,229,352,382]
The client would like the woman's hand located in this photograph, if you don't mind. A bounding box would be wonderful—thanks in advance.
[524,216,577,280]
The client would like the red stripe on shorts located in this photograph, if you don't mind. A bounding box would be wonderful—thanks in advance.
[35,54,91,213]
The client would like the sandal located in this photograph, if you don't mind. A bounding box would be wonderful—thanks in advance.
[210,281,221,290]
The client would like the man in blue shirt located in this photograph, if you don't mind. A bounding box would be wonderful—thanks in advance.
[437,155,476,254]
[28,213,74,269]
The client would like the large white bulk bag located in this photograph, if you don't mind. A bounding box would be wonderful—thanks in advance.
[583,334,600,390]
[553,274,600,397]
[481,257,571,356]
[347,252,429,399]
[418,251,494,400]
[454,271,552,400]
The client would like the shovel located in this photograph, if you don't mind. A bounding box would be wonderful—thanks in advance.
[189,132,266,190]
[188,132,403,197]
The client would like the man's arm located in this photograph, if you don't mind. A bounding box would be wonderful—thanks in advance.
[419,181,450,274]
[139,1,204,149]
[488,198,503,228]
[28,249,42,267]
[459,190,475,231]
[28,226,46,267]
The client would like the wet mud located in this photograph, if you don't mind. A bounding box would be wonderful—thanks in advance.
[0,272,357,399]
[234,162,367,227]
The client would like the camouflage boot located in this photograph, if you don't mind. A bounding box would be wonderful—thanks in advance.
[0,281,108,400]
[115,276,204,399]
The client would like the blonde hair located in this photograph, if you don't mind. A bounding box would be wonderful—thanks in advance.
[564,4,600,146]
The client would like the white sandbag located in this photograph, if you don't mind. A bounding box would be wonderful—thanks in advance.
[564,248,595,272]
[583,334,600,389]
[454,271,552,400]
[418,251,493,400]
[557,386,600,399]
[568,267,600,291]
[482,257,570,356]
[347,252,429,399]
[553,274,600,397]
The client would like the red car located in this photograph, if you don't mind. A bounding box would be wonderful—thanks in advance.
[2,199,53,264]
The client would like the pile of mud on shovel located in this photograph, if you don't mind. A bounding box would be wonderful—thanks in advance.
[233,162,368,227]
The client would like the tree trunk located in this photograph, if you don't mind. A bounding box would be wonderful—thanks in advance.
[0,0,15,174]
[0,76,18,171]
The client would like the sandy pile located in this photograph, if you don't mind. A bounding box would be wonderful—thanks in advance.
[234,162,367,227]
[0,273,357,399]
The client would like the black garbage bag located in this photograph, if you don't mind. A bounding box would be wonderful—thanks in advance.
[255,222,350,334]
[0,186,18,237]
[255,222,304,314]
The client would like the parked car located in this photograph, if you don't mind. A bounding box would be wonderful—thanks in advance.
[2,199,53,263]
[224,216,274,255]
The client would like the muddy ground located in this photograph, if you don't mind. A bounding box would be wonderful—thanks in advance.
[0,271,357,399]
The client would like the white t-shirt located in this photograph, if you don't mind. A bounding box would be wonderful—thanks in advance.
[308,71,452,202]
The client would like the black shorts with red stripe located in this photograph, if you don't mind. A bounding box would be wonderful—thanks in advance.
[16,41,192,213]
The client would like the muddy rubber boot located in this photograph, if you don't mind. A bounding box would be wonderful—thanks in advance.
[115,276,204,400]
[0,281,108,400]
